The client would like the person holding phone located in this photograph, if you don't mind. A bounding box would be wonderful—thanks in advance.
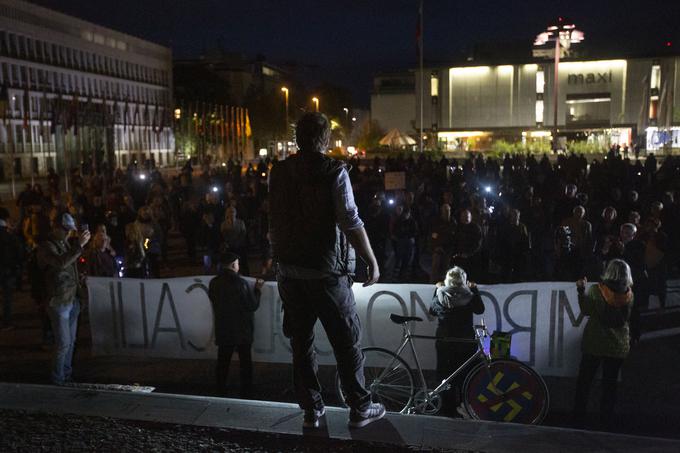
[37,212,91,385]
[208,252,262,398]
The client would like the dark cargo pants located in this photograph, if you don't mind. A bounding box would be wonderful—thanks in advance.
[277,274,371,411]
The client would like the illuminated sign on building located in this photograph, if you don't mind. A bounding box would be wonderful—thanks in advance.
[567,71,613,85]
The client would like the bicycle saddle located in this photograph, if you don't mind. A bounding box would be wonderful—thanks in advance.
[390,314,423,324]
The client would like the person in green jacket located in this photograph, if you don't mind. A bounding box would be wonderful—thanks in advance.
[572,258,634,429]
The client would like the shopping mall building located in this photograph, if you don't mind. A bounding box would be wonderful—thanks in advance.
[0,0,174,180]
[372,53,680,152]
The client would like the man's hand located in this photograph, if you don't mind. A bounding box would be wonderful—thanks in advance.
[468,281,477,290]
[255,278,265,290]
[363,262,379,287]
[79,230,91,247]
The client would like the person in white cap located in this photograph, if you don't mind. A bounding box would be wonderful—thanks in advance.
[37,211,90,385]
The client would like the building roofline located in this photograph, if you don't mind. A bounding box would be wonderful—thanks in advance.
[3,0,171,56]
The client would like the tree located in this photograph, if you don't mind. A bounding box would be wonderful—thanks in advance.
[357,119,385,150]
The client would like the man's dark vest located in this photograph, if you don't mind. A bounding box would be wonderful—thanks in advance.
[269,152,355,275]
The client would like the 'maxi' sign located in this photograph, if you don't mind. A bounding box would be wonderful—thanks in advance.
[567,70,613,85]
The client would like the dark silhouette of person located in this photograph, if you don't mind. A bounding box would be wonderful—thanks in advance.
[268,112,385,429]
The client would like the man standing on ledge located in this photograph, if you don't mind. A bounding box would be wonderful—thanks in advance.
[269,112,385,429]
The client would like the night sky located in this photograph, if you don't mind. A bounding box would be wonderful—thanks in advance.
[30,0,680,107]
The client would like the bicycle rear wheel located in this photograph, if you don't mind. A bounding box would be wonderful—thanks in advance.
[335,347,415,413]
[462,359,549,424]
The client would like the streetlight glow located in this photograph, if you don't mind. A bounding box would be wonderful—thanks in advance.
[281,87,290,158]
[533,18,584,151]
[174,108,181,119]
[312,97,319,112]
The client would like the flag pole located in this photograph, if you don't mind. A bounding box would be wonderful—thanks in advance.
[9,118,16,199]
[418,0,424,154]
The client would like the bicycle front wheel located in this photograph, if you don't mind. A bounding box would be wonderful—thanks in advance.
[462,359,549,424]
[335,347,415,413]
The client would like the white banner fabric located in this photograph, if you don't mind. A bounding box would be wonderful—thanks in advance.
[87,277,591,377]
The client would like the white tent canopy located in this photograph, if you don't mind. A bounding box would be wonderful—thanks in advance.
[379,128,416,147]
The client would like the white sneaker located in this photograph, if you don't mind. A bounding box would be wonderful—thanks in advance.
[348,402,386,428]
[303,407,325,429]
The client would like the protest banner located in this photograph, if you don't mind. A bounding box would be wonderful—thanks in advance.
[87,277,588,377]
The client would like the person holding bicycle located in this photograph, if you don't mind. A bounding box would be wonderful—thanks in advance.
[573,259,634,429]
[430,266,485,418]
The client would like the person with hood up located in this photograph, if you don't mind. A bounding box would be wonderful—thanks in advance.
[572,259,634,429]
[429,266,485,417]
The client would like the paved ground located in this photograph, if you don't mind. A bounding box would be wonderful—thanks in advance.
[1,216,680,445]
[2,383,680,453]
[0,409,425,453]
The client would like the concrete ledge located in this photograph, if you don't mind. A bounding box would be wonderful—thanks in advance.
[1,382,679,452]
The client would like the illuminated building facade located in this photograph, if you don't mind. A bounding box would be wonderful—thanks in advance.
[373,55,680,152]
[0,0,174,180]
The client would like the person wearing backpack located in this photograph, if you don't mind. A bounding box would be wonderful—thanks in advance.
[572,259,634,429]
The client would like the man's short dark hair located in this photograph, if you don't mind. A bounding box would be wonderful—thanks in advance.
[295,112,331,153]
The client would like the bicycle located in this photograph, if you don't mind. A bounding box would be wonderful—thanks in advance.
[336,314,549,424]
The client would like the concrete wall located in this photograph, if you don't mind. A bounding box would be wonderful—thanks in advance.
[370,92,415,134]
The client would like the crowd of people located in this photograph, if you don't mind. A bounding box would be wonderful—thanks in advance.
[0,147,677,340]
[0,136,678,428]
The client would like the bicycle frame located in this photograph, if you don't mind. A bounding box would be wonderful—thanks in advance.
[377,321,491,414]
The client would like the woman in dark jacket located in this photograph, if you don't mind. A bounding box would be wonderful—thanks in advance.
[572,258,634,429]
[430,266,485,417]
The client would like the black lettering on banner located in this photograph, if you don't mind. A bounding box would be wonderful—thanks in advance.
[549,290,558,367]
[274,294,292,354]
[478,290,502,332]
[151,283,186,350]
[366,291,407,346]
[502,290,537,366]
[139,281,149,348]
[557,290,585,367]
[185,278,213,352]
[121,281,149,349]
[118,281,127,347]
[108,281,119,348]
[410,291,436,327]
[254,288,289,355]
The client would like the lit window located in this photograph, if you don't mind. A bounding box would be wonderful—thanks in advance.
[536,70,545,94]
[535,100,544,123]
[650,65,661,90]
[430,73,439,97]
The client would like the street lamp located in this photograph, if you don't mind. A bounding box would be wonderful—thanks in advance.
[312,97,319,112]
[174,108,181,120]
[534,17,584,151]
[343,107,349,123]
[280,87,289,158]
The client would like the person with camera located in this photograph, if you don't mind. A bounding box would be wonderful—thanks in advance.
[37,212,91,385]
